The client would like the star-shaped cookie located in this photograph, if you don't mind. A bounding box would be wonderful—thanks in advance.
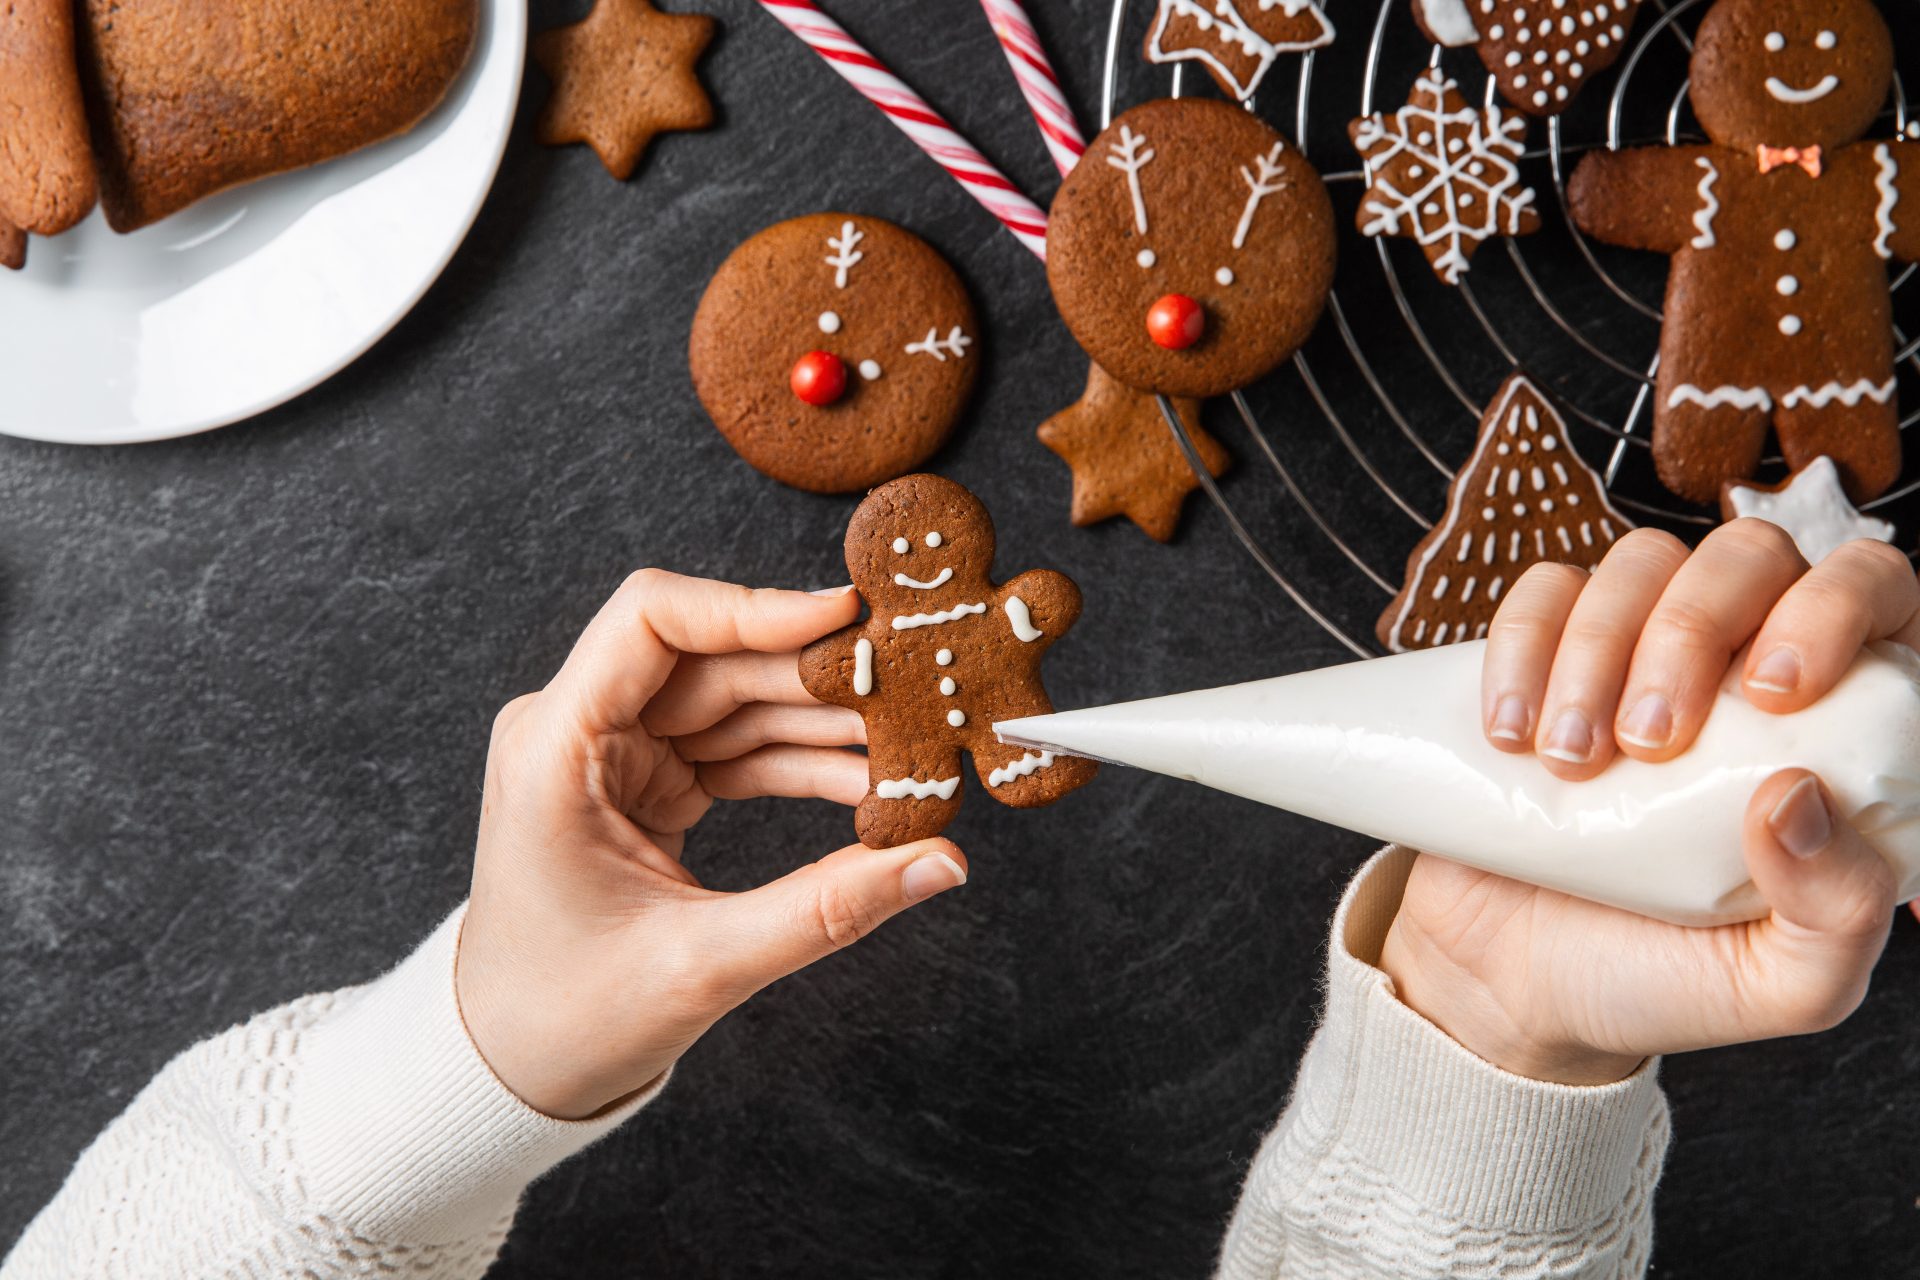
[1721,457,1896,567]
[1039,361,1229,543]
[1349,69,1541,284]
[534,0,716,181]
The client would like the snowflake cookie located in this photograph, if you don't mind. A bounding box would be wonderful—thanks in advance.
[1350,68,1542,285]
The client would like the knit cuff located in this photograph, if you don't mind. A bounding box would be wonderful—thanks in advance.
[291,905,665,1246]
[1292,847,1667,1235]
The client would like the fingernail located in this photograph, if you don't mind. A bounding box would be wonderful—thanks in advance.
[1749,646,1803,694]
[1489,695,1531,743]
[1769,777,1833,860]
[1618,692,1674,750]
[809,584,856,597]
[902,852,967,903]
[1541,708,1594,764]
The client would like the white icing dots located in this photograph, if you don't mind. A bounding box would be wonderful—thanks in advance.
[1215,267,1235,286]
[818,311,842,334]
[1780,315,1804,336]
[859,360,883,381]
[939,676,956,695]
[1776,275,1799,296]
[935,648,953,665]
[1136,249,1157,268]
[925,531,942,547]
[1764,31,1786,52]
[1775,228,1797,250]
[1816,29,1836,49]
[947,709,967,728]
[891,537,910,554]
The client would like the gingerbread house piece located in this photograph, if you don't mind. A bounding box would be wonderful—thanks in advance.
[1379,374,1634,652]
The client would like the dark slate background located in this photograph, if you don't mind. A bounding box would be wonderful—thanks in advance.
[4,0,1919,1275]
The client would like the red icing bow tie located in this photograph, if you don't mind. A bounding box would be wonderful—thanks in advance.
[1757,144,1823,178]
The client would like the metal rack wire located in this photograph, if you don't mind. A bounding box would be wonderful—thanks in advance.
[1103,0,1920,658]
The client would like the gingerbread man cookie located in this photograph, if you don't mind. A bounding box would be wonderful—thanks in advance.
[1413,0,1644,116]
[1568,0,1917,505]
[1046,98,1336,399]
[1350,68,1542,284]
[1143,0,1334,102]
[801,475,1098,848]
[0,0,95,239]
[1379,373,1634,651]
[691,214,979,494]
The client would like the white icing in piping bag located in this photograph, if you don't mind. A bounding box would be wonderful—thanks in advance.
[995,640,1920,927]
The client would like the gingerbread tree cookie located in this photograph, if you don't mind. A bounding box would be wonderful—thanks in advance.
[691,214,978,494]
[534,0,715,180]
[1350,68,1542,284]
[801,475,1098,848]
[1721,456,1895,566]
[1412,0,1644,116]
[1379,374,1633,652]
[1038,362,1228,543]
[1144,0,1335,102]
[1568,0,1918,504]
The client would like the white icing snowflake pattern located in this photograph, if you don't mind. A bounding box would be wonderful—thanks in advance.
[1351,68,1540,284]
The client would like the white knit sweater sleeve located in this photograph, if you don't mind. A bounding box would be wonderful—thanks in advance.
[1216,848,1672,1280]
[2,906,662,1280]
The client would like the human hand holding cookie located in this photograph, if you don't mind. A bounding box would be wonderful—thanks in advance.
[456,569,969,1120]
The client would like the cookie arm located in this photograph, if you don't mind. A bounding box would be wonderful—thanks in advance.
[1882,141,1920,264]
[1567,147,1712,255]
[798,622,866,712]
[994,570,1083,657]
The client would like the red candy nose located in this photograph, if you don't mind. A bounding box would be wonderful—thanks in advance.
[790,350,849,407]
[1146,294,1205,350]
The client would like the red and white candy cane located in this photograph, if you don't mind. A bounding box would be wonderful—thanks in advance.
[978,0,1087,178]
[757,0,1051,260]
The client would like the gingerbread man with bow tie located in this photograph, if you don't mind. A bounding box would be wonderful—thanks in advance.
[1568,0,1917,504]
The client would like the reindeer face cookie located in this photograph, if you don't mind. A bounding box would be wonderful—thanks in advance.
[691,214,979,494]
[800,474,1098,849]
[1046,98,1336,400]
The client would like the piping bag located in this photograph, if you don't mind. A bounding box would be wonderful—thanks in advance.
[995,640,1920,927]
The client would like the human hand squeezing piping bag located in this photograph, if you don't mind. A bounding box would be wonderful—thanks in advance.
[999,521,1920,928]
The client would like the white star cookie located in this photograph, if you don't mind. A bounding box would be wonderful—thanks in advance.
[1723,456,1896,565]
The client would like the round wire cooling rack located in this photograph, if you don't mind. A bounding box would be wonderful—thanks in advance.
[1099,0,1920,659]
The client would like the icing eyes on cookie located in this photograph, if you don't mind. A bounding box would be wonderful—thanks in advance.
[1765,31,1785,52]
[1215,267,1235,286]
[891,537,910,554]
[1817,30,1837,50]
[925,531,943,547]
[1136,249,1157,268]
[818,311,841,334]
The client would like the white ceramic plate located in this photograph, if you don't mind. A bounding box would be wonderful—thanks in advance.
[0,0,525,445]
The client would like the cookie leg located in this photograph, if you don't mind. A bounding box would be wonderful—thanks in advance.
[856,744,966,849]
[1651,390,1770,505]
[973,741,1098,810]
[1776,397,1901,505]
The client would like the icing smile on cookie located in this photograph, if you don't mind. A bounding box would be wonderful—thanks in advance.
[893,567,953,590]
[1766,75,1839,104]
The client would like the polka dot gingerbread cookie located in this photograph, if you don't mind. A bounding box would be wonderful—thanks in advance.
[691,213,979,494]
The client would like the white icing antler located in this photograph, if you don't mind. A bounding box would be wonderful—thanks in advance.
[1233,141,1290,250]
[1106,125,1155,235]
[905,327,974,361]
[825,220,865,288]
